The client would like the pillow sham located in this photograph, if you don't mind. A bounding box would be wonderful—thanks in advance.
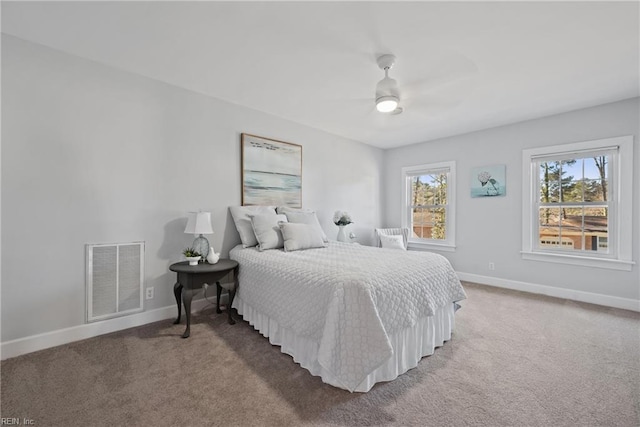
[277,206,329,242]
[379,234,406,250]
[229,206,276,247]
[278,222,327,252]
[250,214,287,251]
[276,206,314,215]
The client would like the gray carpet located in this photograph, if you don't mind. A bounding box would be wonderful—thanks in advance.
[2,282,639,426]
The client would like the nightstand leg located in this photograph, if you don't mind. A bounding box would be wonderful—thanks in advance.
[181,288,194,338]
[227,286,236,325]
[216,282,222,314]
[227,266,238,325]
[173,282,182,324]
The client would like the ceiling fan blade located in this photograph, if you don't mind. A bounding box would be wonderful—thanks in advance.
[402,51,479,94]
[316,97,378,118]
[401,94,467,118]
[400,70,479,115]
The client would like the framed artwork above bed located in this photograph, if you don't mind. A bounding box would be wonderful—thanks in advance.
[241,133,302,207]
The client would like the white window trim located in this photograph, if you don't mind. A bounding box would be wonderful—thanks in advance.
[521,135,634,271]
[401,161,456,252]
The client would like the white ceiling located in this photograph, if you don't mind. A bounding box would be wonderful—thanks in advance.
[2,1,638,149]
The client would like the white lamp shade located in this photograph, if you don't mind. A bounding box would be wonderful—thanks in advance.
[184,212,214,235]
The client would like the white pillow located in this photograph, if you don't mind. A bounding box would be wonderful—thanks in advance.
[281,210,328,243]
[229,206,276,247]
[276,206,314,214]
[250,214,287,251]
[379,234,406,250]
[279,222,327,252]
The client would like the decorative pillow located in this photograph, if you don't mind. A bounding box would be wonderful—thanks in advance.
[276,206,314,215]
[379,234,406,250]
[229,206,276,247]
[250,214,287,251]
[281,210,328,243]
[278,222,327,252]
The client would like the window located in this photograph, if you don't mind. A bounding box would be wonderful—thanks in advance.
[402,161,456,251]
[522,136,633,270]
[536,151,613,255]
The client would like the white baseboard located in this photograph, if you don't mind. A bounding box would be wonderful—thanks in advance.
[0,297,223,361]
[4,274,638,360]
[457,272,640,312]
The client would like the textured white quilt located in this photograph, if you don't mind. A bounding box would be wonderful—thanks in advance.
[230,242,466,391]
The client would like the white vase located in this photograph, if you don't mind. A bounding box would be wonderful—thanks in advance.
[337,225,347,242]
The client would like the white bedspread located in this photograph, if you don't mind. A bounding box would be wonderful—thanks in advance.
[230,242,466,392]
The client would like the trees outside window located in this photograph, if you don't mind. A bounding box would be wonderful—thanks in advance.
[402,161,456,251]
[522,136,633,271]
[537,156,609,253]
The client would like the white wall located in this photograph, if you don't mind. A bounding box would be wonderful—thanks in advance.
[1,36,384,343]
[383,97,640,305]
[2,34,637,351]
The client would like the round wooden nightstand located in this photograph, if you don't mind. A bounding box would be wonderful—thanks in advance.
[169,259,238,338]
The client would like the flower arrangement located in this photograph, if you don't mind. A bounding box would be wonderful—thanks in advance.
[333,210,353,226]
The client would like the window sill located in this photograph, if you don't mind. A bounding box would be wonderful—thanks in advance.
[521,251,634,271]
[408,241,456,253]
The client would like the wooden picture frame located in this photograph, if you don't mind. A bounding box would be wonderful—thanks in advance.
[241,133,302,207]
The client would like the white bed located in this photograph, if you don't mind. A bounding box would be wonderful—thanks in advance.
[229,241,466,392]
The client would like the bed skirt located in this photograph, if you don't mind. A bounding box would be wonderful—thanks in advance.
[233,297,455,392]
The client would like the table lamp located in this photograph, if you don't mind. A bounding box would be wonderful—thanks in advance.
[184,211,214,259]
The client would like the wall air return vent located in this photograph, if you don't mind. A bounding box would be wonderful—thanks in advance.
[86,242,144,322]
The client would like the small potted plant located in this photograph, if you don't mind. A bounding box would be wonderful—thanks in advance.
[183,248,202,266]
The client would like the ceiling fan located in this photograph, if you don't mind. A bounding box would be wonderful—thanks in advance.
[375,54,403,115]
[371,52,479,117]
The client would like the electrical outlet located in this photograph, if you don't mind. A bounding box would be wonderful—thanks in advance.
[145,287,154,300]
[488,262,495,271]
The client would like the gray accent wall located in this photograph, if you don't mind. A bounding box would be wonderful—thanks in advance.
[1,36,383,342]
[383,97,640,302]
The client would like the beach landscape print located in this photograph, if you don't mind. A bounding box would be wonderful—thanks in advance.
[471,165,506,197]
[241,134,302,207]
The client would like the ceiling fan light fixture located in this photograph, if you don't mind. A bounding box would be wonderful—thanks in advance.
[375,54,401,113]
[376,96,399,113]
